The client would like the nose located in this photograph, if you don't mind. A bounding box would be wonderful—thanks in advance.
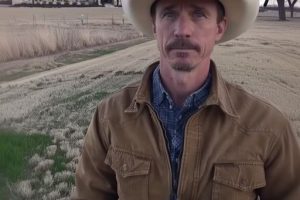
[174,14,193,38]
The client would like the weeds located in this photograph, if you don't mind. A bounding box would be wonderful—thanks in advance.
[0,130,52,198]
[51,147,68,173]
[58,49,116,65]
[0,24,140,62]
[60,90,110,111]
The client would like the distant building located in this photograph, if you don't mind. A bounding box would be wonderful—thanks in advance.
[11,0,122,6]
[0,0,12,4]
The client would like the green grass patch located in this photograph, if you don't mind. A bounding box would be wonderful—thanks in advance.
[0,70,37,83]
[72,91,110,110]
[60,90,92,105]
[0,130,52,198]
[51,148,68,174]
[57,48,121,66]
[60,90,110,110]
[66,174,75,185]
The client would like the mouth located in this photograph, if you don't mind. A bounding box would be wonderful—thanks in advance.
[174,51,190,58]
[169,48,198,58]
[170,48,196,52]
[168,48,197,52]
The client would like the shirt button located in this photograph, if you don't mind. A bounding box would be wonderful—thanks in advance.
[240,178,247,186]
[169,105,173,109]
[122,164,128,171]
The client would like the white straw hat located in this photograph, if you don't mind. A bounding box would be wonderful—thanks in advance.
[122,0,260,43]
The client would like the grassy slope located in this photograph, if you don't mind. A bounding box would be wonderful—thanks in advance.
[0,37,148,83]
[0,130,52,198]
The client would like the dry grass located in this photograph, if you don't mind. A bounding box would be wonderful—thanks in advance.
[0,7,141,63]
[13,180,34,199]
[0,24,140,62]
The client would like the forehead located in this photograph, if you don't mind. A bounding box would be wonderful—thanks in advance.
[155,0,219,10]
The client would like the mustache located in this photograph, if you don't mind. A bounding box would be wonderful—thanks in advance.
[166,38,200,52]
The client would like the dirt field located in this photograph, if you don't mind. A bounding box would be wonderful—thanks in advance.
[0,8,299,199]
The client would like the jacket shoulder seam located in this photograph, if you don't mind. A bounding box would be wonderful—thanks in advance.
[230,83,286,118]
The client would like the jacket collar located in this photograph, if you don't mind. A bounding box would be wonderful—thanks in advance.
[124,61,158,113]
[125,61,239,118]
[204,60,239,118]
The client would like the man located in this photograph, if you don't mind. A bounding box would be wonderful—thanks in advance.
[72,0,300,199]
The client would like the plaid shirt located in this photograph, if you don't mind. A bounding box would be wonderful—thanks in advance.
[151,66,212,200]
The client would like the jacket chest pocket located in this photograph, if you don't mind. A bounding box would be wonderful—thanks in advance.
[104,147,151,200]
[212,161,266,200]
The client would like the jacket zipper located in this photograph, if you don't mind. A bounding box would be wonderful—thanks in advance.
[176,106,206,200]
[146,103,174,199]
[175,125,187,200]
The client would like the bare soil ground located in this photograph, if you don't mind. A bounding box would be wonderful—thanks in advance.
[0,8,299,199]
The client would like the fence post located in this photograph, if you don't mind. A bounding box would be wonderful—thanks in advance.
[111,14,114,26]
[80,14,84,25]
[33,14,36,27]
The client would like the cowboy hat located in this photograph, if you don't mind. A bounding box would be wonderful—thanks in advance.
[122,0,259,43]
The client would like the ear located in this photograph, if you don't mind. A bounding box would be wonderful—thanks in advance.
[215,17,228,42]
[152,23,156,33]
[152,19,157,38]
[152,16,156,34]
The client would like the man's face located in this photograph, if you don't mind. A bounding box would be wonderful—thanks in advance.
[152,0,227,72]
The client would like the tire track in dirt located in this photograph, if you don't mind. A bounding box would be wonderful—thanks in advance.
[0,40,159,88]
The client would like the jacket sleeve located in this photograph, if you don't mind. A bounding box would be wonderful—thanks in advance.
[259,121,300,200]
[71,106,118,200]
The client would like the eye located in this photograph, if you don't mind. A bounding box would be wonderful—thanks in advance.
[162,10,177,19]
[193,9,206,18]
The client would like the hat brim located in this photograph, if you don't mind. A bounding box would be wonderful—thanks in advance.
[122,0,259,43]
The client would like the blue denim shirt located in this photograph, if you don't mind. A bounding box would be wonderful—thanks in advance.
[151,66,212,200]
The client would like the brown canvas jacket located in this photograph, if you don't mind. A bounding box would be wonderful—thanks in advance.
[72,61,300,200]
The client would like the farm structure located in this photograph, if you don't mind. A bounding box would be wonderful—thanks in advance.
[11,0,122,7]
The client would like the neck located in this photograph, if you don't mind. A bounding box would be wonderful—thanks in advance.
[159,59,211,107]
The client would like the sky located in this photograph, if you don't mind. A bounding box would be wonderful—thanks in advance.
[259,0,300,7]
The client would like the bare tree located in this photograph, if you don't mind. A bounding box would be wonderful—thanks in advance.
[287,0,298,17]
[263,0,286,20]
[277,0,287,20]
[263,0,269,7]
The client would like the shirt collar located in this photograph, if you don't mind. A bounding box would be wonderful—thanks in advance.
[127,60,239,118]
[152,65,212,109]
[152,66,168,106]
